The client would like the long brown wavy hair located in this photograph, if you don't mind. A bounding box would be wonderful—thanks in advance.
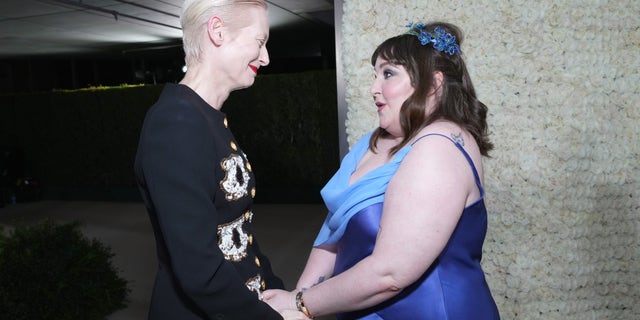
[369,22,493,157]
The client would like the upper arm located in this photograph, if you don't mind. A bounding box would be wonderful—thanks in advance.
[141,107,214,205]
[370,136,474,286]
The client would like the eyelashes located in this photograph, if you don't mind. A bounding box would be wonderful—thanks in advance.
[372,69,395,79]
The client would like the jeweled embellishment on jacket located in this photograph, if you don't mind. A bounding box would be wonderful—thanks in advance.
[245,274,263,299]
[217,211,253,261]
[220,153,250,201]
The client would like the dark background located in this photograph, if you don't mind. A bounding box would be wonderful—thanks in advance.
[0,14,339,205]
[0,21,336,94]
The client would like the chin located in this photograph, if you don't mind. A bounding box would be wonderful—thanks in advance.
[234,79,255,91]
[245,77,256,86]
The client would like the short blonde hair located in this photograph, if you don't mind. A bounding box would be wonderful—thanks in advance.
[181,0,267,66]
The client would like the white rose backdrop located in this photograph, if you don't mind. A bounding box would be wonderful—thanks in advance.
[338,0,640,319]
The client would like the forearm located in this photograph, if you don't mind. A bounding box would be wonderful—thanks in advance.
[296,247,336,290]
[300,255,403,317]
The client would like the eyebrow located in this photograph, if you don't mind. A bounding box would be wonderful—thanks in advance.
[377,61,394,69]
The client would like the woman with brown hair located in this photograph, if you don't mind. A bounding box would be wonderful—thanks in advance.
[265,21,500,320]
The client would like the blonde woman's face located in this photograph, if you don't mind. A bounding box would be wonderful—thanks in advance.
[220,6,270,90]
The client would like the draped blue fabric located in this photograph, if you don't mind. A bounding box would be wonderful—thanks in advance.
[316,133,500,320]
[314,131,411,247]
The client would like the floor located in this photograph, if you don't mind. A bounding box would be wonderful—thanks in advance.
[0,201,332,319]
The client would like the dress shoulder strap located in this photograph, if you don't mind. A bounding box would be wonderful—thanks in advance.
[411,133,484,196]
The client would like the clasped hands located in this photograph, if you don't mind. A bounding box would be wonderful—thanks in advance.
[263,289,311,320]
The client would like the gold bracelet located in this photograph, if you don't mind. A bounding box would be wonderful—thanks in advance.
[295,290,314,319]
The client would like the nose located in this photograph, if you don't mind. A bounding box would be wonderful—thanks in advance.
[259,46,270,66]
[370,77,381,97]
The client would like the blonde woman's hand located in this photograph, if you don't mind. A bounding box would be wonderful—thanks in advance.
[263,289,297,313]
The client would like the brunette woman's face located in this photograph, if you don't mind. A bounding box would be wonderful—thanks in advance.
[221,6,270,90]
[370,57,414,138]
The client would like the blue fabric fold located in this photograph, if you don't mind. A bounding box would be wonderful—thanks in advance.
[314,132,411,247]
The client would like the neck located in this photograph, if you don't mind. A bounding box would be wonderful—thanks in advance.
[180,64,230,110]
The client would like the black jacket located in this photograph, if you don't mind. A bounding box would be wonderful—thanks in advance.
[135,83,284,320]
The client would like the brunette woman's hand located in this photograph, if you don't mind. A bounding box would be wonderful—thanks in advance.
[279,309,311,320]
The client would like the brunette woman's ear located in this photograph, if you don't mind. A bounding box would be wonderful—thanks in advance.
[426,71,445,97]
[433,71,444,93]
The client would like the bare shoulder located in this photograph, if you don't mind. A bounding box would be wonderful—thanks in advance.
[409,121,484,179]
[412,121,479,155]
[389,121,485,207]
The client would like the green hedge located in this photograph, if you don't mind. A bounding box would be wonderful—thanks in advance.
[0,221,130,319]
[0,70,339,203]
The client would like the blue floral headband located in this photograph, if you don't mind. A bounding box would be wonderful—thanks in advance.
[405,23,460,55]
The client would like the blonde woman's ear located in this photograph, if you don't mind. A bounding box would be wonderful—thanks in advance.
[208,15,224,45]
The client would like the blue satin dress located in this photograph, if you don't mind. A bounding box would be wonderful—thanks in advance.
[315,132,500,320]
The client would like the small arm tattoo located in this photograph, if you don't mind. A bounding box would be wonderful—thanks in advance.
[301,276,326,291]
[451,132,464,146]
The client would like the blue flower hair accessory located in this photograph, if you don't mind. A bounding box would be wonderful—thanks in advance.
[405,22,460,55]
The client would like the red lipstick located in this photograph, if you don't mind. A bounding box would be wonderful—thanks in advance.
[249,65,258,74]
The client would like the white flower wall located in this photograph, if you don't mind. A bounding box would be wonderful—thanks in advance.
[339,0,640,319]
